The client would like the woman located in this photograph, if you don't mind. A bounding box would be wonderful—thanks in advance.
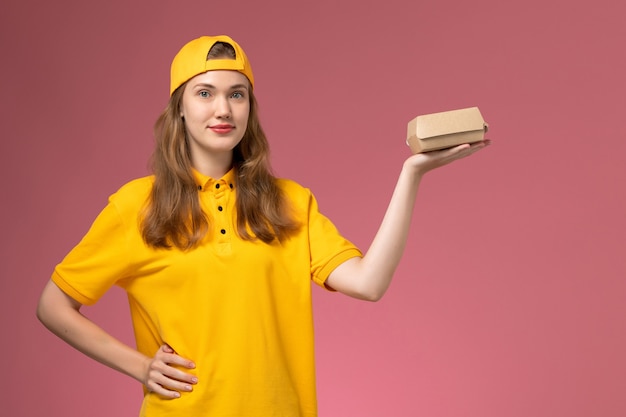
[37,35,489,416]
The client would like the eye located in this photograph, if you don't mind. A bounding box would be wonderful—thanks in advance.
[231,91,245,99]
[198,90,210,98]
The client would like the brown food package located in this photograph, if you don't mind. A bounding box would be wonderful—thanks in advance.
[406,107,488,153]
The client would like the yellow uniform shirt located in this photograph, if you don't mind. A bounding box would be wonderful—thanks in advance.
[52,169,362,417]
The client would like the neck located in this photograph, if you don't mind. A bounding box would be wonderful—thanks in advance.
[192,152,233,179]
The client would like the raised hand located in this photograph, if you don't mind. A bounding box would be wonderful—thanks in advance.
[404,140,491,176]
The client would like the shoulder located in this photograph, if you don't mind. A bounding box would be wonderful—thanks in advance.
[275,178,331,223]
[276,178,313,203]
[107,176,154,212]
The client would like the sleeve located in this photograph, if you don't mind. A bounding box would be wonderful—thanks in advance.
[306,191,362,288]
[51,196,133,306]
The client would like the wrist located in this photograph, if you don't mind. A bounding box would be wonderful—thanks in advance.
[402,158,426,180]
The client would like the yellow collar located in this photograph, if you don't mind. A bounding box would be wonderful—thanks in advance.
[192,168,236,193]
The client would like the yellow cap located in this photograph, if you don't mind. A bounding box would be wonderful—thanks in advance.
[170,35,254,95]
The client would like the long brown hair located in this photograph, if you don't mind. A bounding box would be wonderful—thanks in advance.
[141,43,299,250]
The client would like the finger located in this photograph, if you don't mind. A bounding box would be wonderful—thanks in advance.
[145,378,185,399]
[147,368,196,395]
[462,141,490,157]
[430,143,472,160]
[428,145,471,164]
[155,345,196,369]
[146,380,181,399]
[155,352,196,370]
[447,140,489,158]
[153,362,199,385]
[469,139,490,151]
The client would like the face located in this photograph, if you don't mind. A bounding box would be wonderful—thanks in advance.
[180,70,251,172]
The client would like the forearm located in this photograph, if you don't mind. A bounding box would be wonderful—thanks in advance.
[328,161,422,301]
[360,162,422,290]
[36,280,149,384]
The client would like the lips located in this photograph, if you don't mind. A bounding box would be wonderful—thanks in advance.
[209,124,234,134]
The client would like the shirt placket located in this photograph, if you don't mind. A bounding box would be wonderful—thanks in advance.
[212,179,234,254]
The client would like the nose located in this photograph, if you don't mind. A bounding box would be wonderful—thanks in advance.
[215,95,231,119]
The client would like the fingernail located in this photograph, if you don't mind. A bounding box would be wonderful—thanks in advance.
[192,377,198,383]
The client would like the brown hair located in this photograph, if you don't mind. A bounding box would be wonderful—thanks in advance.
[141,42,299,250]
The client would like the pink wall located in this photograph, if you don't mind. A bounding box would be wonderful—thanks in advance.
[3,0,625,415]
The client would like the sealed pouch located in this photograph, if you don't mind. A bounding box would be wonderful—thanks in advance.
[406,107,488,153]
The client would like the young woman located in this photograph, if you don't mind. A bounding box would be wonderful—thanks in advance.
[37,35,489,416]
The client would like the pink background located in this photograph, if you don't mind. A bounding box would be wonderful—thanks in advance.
[2,0,625,415]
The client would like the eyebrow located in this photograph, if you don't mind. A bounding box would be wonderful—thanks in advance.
[193,83,249,90]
